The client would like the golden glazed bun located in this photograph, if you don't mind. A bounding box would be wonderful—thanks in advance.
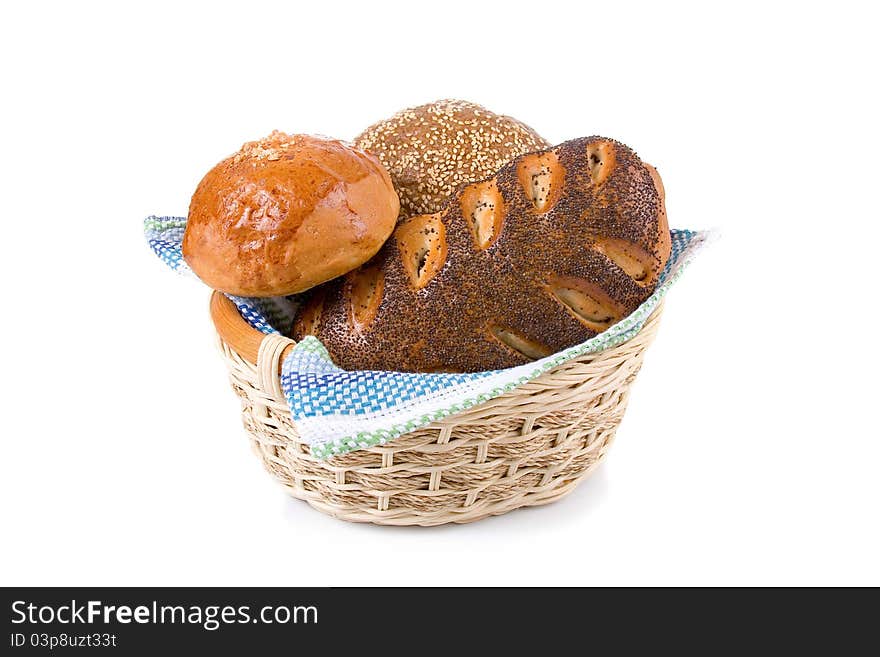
[354,99,550,218]
[294,136,672,373]
[183,131,400,297]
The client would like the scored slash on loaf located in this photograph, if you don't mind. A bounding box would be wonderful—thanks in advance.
[293,136,672,373]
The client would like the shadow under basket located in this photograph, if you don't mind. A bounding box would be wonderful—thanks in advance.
[210,292,664,526]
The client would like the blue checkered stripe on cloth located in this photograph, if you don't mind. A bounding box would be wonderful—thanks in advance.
[146,216,710,459]
[290,368,487,416]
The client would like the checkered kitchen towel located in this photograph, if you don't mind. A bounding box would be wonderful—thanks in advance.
[146,216,711,458]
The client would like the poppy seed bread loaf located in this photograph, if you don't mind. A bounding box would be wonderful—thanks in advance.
[293,136,671,373]
[353,99,550,218]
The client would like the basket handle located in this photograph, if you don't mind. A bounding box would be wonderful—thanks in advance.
[210,291,296,377]
[256,332,295,400]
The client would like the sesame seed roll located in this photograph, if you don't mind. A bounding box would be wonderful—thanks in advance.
[354,99,550,218]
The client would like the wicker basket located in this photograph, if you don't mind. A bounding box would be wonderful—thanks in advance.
[210,291,663,526]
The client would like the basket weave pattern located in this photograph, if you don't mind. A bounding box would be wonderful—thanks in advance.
[217,305,662,526]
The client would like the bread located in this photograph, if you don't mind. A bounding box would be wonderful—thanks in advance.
[293,136,672,372]
[354,99,549,218]
[183,131,399,297]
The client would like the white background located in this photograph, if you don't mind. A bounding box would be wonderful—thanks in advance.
[1,1,878,586]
